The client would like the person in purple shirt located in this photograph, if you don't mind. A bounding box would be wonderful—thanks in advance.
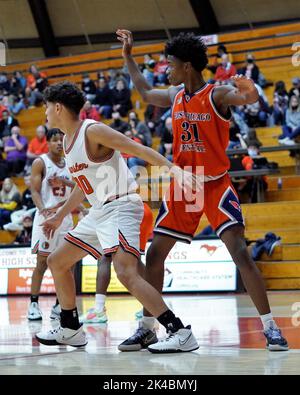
[4,126,28,175]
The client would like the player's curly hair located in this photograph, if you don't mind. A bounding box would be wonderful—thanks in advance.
[44,81,85,116]
[46,128,63,141]
[165,32,208,72]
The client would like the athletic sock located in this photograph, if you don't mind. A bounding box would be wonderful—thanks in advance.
[30,295,39,303]
[141,316,156,331]
[260,312,278,331]
[157,310,184,333]
[61,308,81,330]
[95,294,106,311]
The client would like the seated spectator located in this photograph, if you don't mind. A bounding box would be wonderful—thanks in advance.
[4,175,36,231]
[228,119,243,149]
[123,129,147,176]
[4,126,28,176]
[26,65,48,107]
[0,151,9,181]
[26,125,48,167]
[0,72,11,94]
[109,111,130,134]
[238,53,260,84]
[112,79,132,117]
[158,117,173,161]
[207,44,233,75]
[231,107,249,135]
[9,94,27,115]
[14,214,33,245]
[142,54,156,87]
[0,110,19,141]
[0,100,8,121]
[279,95,300,145]
[128,111,152,147]
[94,78,113,119]
[215,54,236,84]
[154,54,168,86]
[273,81,289,125]
[0,177,21,229]
[81,73,97,103]
[80,101,100,122]
[10,71,26,96]
[289,77,300,99]
[244,128,262,149]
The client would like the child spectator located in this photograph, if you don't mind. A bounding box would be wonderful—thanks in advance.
[0,177,21,229]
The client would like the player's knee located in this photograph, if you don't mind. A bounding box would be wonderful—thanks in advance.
[231,243,255,270]
[115,265,135,288]
[47,253,64,273]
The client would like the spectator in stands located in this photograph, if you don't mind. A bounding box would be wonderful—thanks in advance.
[154,54,168,86]
[228,119,244,149]
[14,214,33,245]
[81,73,97,103]
[0,99,8,121]
[0,151,9,181]
[26,125,48,166]
[207,44,233,75]
[279,95,300,145]
[272,81,289,125]
[9,94,27,115]
[0,177,21,229]
[128,111,152,147]
[289,77,300,99]
[0,110,19,141]
[109,111,130,134]
[26,65,47,107]
[0,72,11,94]
[94,77,113,119]
[123,129,147,175]
[111,79,133,117]
[142,54,156,87]
[10,71,26,96]
[80,100,100,122]
[4,126,28,176]
[215,54,236,84]
[238,53,260,84]
[4,175,36,232]
[158,117,173,161]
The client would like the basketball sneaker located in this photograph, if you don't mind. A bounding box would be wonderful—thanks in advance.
[148,325,199,354]
[264,326,289,351]
[36,325,87,347]
[79,307,108,324]
[118,324,158,351]
[50,303,61,320]
[27,302,42,321]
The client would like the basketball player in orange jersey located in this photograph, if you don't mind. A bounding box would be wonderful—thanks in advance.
[116,29,288,352]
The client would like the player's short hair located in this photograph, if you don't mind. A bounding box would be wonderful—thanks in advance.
[44,81,85,116]
[165,32,208,72]
[46,128,63,141]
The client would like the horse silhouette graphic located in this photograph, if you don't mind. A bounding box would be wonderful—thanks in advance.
[200,244,218,256]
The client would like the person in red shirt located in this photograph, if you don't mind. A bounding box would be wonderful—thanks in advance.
[0,103,8,121]
[27,125,48,165]
[80,100,100,121]
[215,54,237,84]
[116,29,288,353]
[154,54,168,86]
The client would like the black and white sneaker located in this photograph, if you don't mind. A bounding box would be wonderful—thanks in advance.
[118,325,158,351]
[264,327,289,351]
[36,325,87,347]
[148,326,199,354]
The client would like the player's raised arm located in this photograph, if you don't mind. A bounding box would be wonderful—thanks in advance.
[213,75,259,109]
[116,29,178,107]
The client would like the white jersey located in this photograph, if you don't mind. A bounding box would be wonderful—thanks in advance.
[40,153,72,209]
[63,119,138,208]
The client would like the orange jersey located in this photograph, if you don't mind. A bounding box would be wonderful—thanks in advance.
[172,84,231,176]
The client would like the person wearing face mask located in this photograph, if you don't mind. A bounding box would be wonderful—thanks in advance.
[279,95,300,145]
[109,111,130,134]
[238,54,260,84]
[81,73,97,103]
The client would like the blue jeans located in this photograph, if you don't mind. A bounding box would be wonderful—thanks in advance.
[282,125,300,139]
[99,105,112,119]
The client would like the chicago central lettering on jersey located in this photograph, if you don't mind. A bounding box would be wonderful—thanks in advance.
[64,119,137,207]
[172,83,231,175]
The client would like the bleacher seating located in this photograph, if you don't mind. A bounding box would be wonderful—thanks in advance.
[1,22,300,289]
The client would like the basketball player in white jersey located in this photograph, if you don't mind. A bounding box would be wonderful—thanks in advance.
[35,81,199,352]
[28,128,75,321]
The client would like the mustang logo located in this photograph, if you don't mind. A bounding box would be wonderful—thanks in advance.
[229,200,241,212]
[200,244,218,256]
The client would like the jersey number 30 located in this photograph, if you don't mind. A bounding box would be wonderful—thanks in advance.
[74,175,94,195]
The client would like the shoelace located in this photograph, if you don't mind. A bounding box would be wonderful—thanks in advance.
[160,331,175,343]
[49,327,62,335]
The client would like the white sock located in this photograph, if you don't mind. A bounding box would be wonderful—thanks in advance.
[141,316,156,331]
[260,312,277,331]
[95,294,106,311]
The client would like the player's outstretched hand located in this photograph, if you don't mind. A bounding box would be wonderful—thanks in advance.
[230,74,256,95]
[116,29,133,58]
[171,166,203,194]
[41,214,63,239]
